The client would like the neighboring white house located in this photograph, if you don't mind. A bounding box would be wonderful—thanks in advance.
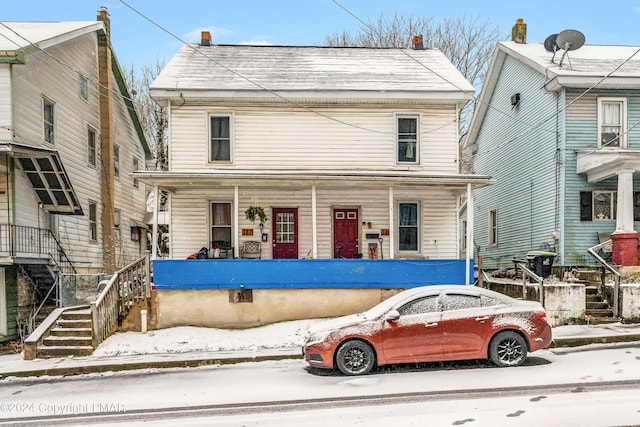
[0,9,151,341]
[141,34,492,266]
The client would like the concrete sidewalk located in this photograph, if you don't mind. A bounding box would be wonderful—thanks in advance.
[1,323,639,379]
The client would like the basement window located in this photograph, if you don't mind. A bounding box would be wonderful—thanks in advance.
[229,288,253,303]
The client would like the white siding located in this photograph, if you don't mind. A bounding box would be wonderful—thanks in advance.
[170,186,460,260]
[0,65,10,141]
[169,105,459,173]
[9,32,147,271]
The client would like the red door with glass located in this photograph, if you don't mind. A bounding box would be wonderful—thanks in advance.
[272,208,298,259]
[333,208,359,258]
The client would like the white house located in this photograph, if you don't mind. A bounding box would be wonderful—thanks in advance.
[137,34,493,328]
[0,9,151,341]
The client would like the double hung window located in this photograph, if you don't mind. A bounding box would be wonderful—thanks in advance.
[598,98,627,148]
[210,116,231,162]
[397,115,418,163]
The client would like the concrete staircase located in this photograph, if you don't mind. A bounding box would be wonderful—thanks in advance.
[37,308,93,358]
[585,285,619,324]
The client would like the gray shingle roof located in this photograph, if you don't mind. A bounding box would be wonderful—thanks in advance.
[0,21,102,51]
[150,44,473,97]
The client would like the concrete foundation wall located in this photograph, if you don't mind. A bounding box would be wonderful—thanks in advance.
[153,288,385,329]
[621,284,640,322]
[543,283,586,327]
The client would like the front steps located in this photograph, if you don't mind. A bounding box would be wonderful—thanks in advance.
[584,285,620,324]
[37,309,93,358]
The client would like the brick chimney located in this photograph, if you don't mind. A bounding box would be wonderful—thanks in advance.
[512,18,527,44]
[97,6,116,273]
[201,31,212,46]
[412,35,424,50]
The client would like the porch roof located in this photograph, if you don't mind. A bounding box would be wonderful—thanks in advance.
[133,169,494,193]
[0,142,83,215]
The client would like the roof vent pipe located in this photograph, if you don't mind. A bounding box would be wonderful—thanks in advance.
[201,31,212,46]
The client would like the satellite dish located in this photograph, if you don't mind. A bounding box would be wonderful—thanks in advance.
[556,29,585,51]
[544,34,558,52]
[555,29,585,67]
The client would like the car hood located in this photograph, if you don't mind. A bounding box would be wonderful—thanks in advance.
[308,313,364,334]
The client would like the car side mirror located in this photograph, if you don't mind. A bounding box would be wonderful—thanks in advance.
[385,309,400,322]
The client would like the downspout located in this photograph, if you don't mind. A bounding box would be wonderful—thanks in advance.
[465,183,474,285]
[388,187,394,259]
[151,184,158,260]
[311,185,317,258]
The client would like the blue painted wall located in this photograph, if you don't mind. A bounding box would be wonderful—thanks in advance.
[152,259,473,290]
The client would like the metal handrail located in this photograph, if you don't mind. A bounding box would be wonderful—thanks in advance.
[514,262,544,304]
[587,240,621,317]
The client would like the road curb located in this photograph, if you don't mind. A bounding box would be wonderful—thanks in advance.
[550,334,640,348]
[0,353,302,379]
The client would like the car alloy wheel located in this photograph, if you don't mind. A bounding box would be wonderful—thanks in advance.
[489,331,527,367]
[335,340,375,375]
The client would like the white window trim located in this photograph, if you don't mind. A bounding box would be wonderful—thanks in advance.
[592,190,617,221]
[89,200,98,242]
[395,113,420,165]
[597,97,627,149]
[114,143,120,180]
[87,126,97,168]
[43,96,55,146]
[461,220,467,251]
[210,200,234,248]
[208,113,233,163]
[79,75,89,102]
[133,157,140,189]
[397,201,420,253]
[488,209,498,247]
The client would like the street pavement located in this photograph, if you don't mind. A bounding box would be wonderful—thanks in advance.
[0,323,639,378]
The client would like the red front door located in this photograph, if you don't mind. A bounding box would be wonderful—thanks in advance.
[333,208,359,258]
[272,208,298,259]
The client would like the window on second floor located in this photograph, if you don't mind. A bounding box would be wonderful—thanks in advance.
[43,97,55,145]
[597,97,627,148]
[89,201,98,242]
[397,115,419,164]
[79,75,89,101]
[488,209,498,246]
[398,202,419,251]
[210,116,231,162]
[87,127,97,167]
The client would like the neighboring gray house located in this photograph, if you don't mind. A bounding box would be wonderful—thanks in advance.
[464,23,640,270]
[0,10,151,341]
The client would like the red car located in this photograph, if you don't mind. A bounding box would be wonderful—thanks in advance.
[303,285,552,375]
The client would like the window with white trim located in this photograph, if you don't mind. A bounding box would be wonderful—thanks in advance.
[209,116,231,162]
[398,202,419,251]
[397,115,418,163]
[133,157,140,189]
[43,97,55,145]
[597,97,627,148]
[488,209,498,246]
[87,127,97,167]
[211,202,232,249]
[89,200,98,242]
[79,75,88,101]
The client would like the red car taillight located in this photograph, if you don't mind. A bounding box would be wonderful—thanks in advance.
[538,311,549,323]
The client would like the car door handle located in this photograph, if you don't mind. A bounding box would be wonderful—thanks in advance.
[425,322,438,328]
[475,316,489,321]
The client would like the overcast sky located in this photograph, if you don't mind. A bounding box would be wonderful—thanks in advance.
[3,0,640,68]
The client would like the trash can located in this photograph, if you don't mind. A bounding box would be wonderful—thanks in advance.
[526,251,556,277]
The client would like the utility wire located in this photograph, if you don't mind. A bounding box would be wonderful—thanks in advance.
[119,0,462,137]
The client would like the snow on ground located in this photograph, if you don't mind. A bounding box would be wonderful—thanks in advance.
[92,316,640,357]
[93,319,323,356]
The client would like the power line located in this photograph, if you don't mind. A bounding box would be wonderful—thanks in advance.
[119,0,463,138]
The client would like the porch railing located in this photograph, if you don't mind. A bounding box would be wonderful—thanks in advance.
[0,224,76,274]
[514,261,544,304]
[91,253,150,348]
[587,239,621,317]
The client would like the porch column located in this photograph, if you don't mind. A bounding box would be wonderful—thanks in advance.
[612,169,638,266]
[465,183,474,285]
[312,185,318,258]
[388,187,394,260]
[234,186,239,258]
[151,184,159,260]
